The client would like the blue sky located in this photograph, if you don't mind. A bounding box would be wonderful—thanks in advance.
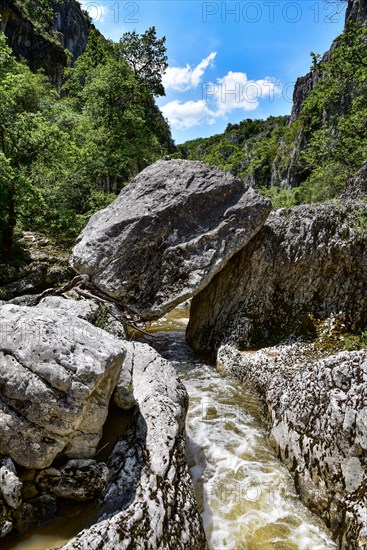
[82,1,346,143]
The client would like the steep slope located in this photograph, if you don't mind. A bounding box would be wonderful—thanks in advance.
[0,0,90,85]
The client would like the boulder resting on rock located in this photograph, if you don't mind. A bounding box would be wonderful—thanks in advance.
[70,159,271,320]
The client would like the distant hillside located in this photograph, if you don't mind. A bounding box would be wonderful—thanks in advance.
[180,0,367,209]
[179,116,288,189]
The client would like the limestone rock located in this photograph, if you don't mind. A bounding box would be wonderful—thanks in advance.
[344,161,367,199]
[112,342,140,410]
[187,201,367,353]
[35,460,109,501]
[0,303,125,469]
[217,344,367,549]
[0,460,22,509]
[59,342,207,550]
[37,295,100,321]
[70,159,271,320]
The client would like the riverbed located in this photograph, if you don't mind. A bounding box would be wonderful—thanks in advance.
[4,305,336,549]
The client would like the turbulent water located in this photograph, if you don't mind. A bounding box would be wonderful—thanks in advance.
[143,306,337,550]
[5,305,336,549]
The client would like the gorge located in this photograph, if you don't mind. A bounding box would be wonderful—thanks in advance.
[0,0,366,549]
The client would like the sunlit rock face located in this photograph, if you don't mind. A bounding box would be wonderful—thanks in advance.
[70,159,271,320]
[59,341,207,550]
[0,303,124,469]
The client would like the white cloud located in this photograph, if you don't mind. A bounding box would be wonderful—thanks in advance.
[160,100,216,129]
[212,71,280,115]
[163,52,217,92]
[161,56,281,130]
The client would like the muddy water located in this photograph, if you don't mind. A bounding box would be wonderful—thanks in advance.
[2,406,133,550]
[140,304,336,550]
[4,304,336,549]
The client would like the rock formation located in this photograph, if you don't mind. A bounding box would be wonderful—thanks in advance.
[0,303,124,469]
[0,0,90,86]
[217,344,367,549]
[52,0,90,62]
[0,295,206,545]
[187,200,367,353]
[59,342,207,550]
[70,159,271,320]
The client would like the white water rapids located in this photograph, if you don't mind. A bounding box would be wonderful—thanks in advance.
[144,305,337,550]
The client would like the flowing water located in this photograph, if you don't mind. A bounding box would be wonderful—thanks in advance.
[4,304,336,549]
[139,305,337,550]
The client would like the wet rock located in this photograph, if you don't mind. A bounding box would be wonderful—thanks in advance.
[35,460,109,501]
[187,201,367,353]
[217,344,367,549]
[70,159,271,320]
[13,494,57,534]
[0,303,125,469]
[59,342,207,550]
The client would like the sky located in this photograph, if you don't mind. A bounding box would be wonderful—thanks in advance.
[81,0,347,143]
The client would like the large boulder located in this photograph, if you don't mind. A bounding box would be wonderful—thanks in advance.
[217,344,367,549]
[59,342,207,550]
[0,303,124,469]
[70,159,271,320]
[187,201,367,353]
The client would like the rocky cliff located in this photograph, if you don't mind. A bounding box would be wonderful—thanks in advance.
[290,0,367,123]
[52,0,90,62]
[187,199,367,353]
[0,0,90,86]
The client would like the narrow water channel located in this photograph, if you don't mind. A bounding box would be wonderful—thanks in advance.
[4,304,336,549]
[141,305,337,550]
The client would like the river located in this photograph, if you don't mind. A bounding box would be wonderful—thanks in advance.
[4,304,336,549]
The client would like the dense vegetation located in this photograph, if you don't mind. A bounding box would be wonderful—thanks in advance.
[0,22,173,263]
[180,21,367,208]
[178,116,289,188]
[1,3,367,268]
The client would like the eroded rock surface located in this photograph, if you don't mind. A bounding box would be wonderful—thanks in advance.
[70,159,271,320]
[187,201,367,353]
[35,460,109,501]
[0,303,124,469]
[217,344,367,549]
[59,342,207,550]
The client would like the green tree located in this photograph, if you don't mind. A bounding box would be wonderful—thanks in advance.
[117,26,168,97]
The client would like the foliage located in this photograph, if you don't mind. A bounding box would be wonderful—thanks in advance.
[343,331,367,350]
[179,116,289,185]
[0,20,172,262]
[14,0,61,40]
[117,27,168,97]
[180,22,367,210]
